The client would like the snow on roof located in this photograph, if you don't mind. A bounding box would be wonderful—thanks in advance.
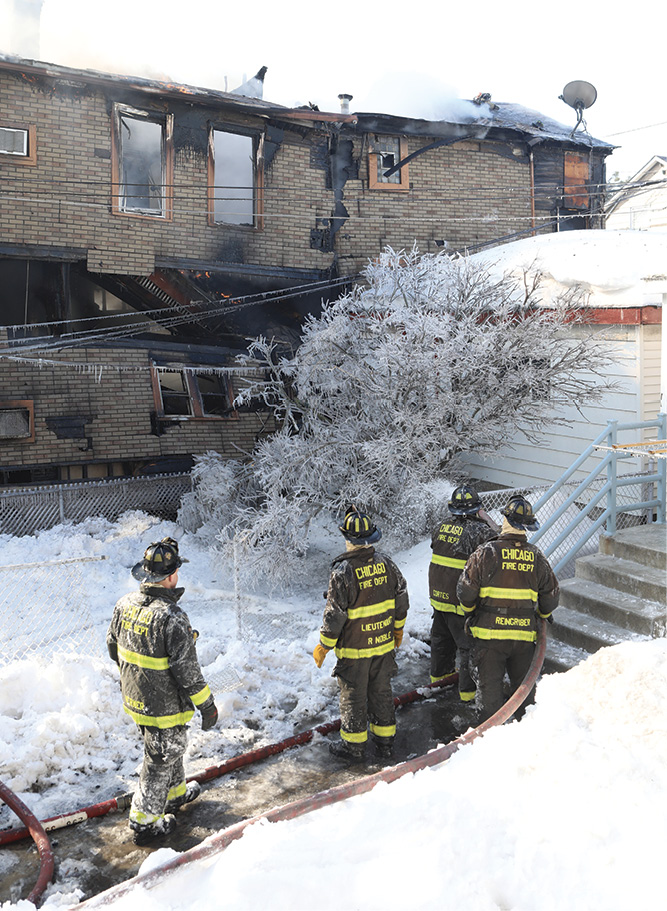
[472,229,667,307]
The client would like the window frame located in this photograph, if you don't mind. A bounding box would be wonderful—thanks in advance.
[368,134,409,191]
[0,400,35,442]
[0,123,37,166]
[207,124,264,228]
[151,365,237,421]
[111,104,174,220]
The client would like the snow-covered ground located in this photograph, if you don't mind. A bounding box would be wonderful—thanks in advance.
[1,510,667,910]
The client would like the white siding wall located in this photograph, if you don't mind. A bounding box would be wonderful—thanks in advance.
[459,323,656,489]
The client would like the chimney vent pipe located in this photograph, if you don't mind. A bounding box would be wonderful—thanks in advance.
[338,94,353,115]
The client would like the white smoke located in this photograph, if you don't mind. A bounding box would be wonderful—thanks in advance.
[359,70,488,122]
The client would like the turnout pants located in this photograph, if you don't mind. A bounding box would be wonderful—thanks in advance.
[473,638,536,723]
[430,610,476,700]
[334,651,398,748]
[129,725,188,826]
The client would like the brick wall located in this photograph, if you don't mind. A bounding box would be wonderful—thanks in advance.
[0,72,533,278]
[0,336,272,473]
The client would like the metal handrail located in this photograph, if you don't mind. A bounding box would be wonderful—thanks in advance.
[532,414,666,576]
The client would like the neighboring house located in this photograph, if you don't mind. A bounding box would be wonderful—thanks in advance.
[460,230,665,490]
[605,156,667,232]
[0,52,614,486]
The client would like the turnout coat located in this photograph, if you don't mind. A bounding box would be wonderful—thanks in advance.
[107,583,212,728]
[319,546,409,659]
[457,533,559,642]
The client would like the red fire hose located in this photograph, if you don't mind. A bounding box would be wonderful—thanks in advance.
[0,779,55,907]
[75,620,547,909]
[0,672,458,848]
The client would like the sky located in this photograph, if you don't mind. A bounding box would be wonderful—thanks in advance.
[0,0,665,180]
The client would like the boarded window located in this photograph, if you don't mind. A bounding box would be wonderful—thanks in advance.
[564,152,589,209]
[113,106,173,217]
[0,401,34,442]
[369,135,409,190]
[210,130,255,225]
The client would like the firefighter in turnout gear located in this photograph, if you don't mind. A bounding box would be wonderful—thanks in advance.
[429,485,499,702]
[107,538,218,845]
[457,496,559,723]
[313,507,409,762]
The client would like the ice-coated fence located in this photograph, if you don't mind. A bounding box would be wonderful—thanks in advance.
[0,473,193,538]
[480,472,659,579]
[0,556,104,666]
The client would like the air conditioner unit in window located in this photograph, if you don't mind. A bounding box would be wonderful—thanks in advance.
[0,127,28,156]
[0,407,31,438]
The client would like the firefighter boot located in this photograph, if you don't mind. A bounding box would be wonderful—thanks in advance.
[129,813,177,846]
[329,739,366,762]
[371,734,394,760]
[166,780,201,812]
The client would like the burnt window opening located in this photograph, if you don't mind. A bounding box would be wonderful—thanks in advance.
[152,366,236,419]
[0,259,67,338]
[0,401,35,442]
[0,123,36,165]
[368,135,409,190]
[113,105,173,217]
[208,128,259,226]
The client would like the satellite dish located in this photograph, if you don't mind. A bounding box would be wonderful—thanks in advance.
[559,81,597,135]
[560,81,597,111]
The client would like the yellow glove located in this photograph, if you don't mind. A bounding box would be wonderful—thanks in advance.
[394,629,404,649]
[313,644,330,668]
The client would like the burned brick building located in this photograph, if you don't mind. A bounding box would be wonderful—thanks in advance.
[0,53,614,486]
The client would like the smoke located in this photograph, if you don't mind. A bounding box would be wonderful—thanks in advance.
[359,70,488,123]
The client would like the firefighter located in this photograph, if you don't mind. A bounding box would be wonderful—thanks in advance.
[457,496,559,723]
[428,484,499,702]
[313,507,409,762]
[107,537,218,845]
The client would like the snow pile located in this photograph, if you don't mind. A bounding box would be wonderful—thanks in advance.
[473,229,667,307]
[1,513,667,910]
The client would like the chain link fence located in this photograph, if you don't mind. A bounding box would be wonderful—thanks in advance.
[0,556,105,666]
[0,473,193,538]
[480,471,659,579]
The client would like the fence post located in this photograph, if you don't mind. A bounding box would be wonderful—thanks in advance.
[606,419,618,534]
[58,487,65,525]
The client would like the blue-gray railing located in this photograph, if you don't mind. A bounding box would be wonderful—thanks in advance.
[531,415,666,576]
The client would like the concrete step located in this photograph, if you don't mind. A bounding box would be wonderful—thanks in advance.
[559,577,665,638]
[599,525,667,572]
[548,604,649,656]
[543,636,591,674]
[575,553,667,605]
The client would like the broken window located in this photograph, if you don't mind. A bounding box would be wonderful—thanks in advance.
[113,105,173,217]
[368,135,409,190]
[0,123,36,165]
[152,366,235,419]
[209,129,257,226]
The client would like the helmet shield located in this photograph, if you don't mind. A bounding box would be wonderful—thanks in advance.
[339,508,382,544]
[501,496,540,531]
[448,485,482,516]
[132,540,188,583]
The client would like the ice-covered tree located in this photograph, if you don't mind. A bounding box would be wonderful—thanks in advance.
[186,246,615,587]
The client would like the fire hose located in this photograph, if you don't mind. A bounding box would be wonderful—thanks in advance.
[0,672,459,847]
[0,779,55,907]
[76,618,547,909]
[3,618,546,907]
